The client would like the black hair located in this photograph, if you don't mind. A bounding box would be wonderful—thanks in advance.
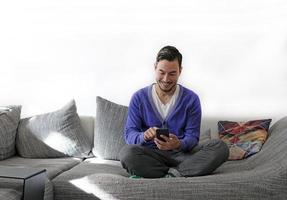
[156,46,182,67]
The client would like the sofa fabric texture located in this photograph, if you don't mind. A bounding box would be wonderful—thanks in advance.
[0,189,21,200]
[0,106,21,160]
[198,128,211,145]
[16,100,91,158]
[92,96,128,160]
[53,158,129,200]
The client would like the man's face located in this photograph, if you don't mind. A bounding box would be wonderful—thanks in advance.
[155,59,181,93]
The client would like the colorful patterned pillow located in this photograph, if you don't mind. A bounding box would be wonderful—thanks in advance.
[218,119,272,160]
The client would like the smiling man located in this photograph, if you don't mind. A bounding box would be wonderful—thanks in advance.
[119,46,229,178]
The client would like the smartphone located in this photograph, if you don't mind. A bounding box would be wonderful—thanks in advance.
[156,128,169,142]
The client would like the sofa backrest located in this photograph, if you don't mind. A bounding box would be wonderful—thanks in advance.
[79,116,94,144]
[80,115,279,145]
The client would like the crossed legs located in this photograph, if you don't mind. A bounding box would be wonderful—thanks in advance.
[119,139,229,178]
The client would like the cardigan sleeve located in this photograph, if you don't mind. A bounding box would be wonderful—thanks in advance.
[179,95,201,152]
[124,93,146,145]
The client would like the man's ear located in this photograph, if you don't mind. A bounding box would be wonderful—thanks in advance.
[179,66,182,74]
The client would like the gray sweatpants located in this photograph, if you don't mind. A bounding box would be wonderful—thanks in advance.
[119,139,229,178]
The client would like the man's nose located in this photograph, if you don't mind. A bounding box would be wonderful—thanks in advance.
[163,74,169,82]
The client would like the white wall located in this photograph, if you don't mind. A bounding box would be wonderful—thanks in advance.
[0,0,287,122]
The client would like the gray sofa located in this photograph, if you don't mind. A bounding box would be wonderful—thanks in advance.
[55,116,287,200]
[1,102,287,200]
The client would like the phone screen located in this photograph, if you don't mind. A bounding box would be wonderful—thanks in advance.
[156,128,169,142]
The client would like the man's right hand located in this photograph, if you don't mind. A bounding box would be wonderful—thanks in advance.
[143,127,157,141]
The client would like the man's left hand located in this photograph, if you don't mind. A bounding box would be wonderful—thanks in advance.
[154,133,181,150]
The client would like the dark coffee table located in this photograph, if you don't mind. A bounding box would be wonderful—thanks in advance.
[0,166,46,200]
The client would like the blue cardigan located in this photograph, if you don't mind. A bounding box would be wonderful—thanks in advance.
[124,84,202,152]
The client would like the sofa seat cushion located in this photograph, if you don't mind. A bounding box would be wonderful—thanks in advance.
[0,189,21,200]
[0,156,81,180]
[53,160,286,200]
[52,157,129,200]
[53,157,129,181]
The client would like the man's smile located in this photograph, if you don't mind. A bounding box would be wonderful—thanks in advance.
[160,81,173,87]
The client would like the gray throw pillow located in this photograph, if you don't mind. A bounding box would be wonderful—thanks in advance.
[0,106,21,160]
[92,96,128,160]
[16,100,92,158]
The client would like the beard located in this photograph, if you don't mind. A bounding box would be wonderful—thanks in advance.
[157,81,177,93]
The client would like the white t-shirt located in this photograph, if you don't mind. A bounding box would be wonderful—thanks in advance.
[152,84,180,120]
